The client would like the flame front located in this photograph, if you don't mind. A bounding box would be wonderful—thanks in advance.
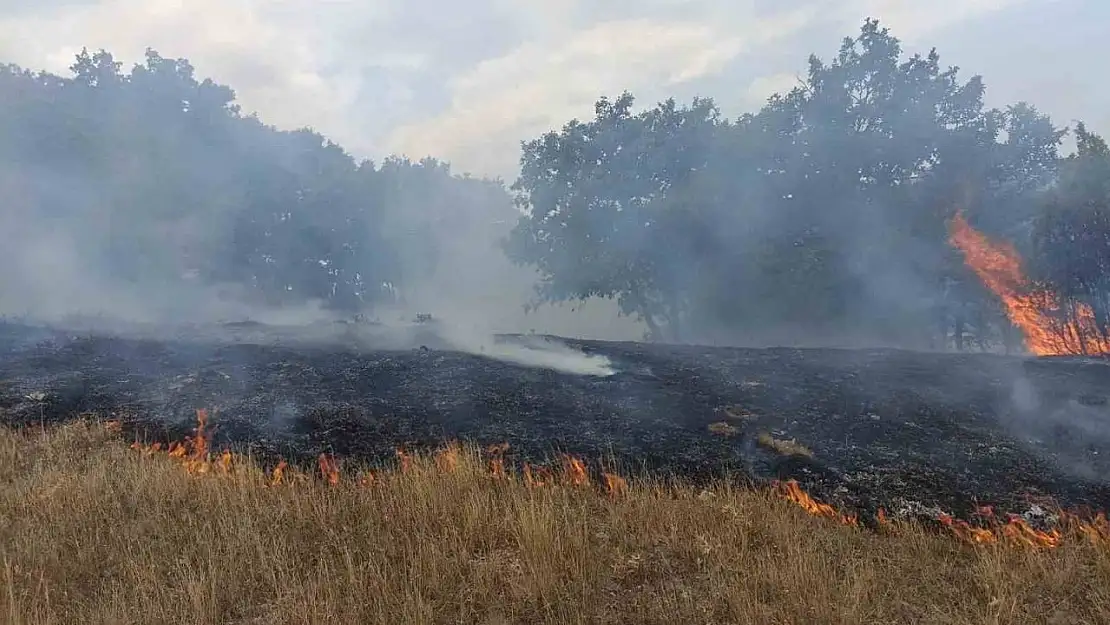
[774,480,857,526]
[122,408,1110,550]
[948,211,1110,355]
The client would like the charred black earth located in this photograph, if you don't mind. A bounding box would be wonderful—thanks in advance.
[2,319,1110,523]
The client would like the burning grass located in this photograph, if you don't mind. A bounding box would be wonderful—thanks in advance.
[2,420,1110,624]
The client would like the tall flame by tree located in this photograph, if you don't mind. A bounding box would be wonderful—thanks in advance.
[948,211,1110,356]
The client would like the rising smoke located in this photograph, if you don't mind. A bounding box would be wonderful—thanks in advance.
[0,15,1103,367]
[0,50,634,377]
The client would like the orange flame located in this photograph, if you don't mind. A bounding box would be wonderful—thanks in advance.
[218,450,233,474]
[602,472,628,497]
[269,460,288,486]
[317,453,340,485]
[876,508,891,529]
[948,211,1110,355]
[183,408,211,474]
[938,512,1063,548]
[486,443,509,479]
[112,421,1110,549]
[561,456,589,487]
[523,463,551,489]
[1062,511,1110,544]
[434,444,460,473]
[773,480,858,526]
[488,457,506,478]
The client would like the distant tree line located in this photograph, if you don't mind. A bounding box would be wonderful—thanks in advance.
[0,48,513,315]
[0,19,1107,349]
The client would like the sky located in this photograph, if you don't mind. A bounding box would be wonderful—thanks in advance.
[1,0,1104,181]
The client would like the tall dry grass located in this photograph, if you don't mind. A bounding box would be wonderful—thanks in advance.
[1,421,1108,625]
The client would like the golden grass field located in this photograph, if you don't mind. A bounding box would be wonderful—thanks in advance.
[2,418,1109,625]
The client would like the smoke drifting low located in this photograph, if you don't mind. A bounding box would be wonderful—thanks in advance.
[1,17,1105,367]
[1006,372,1110,481]
[0,50,634,377]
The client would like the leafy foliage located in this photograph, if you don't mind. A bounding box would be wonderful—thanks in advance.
[507,18,1104,349]
[1,20,1106,349]
[0,48,512,317]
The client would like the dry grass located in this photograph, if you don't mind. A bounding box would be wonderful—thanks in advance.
[756,431,815,459]
[706,421,740,437]
[1,422,1109,624]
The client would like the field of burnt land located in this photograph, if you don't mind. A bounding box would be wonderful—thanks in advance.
[2,319,1110,524]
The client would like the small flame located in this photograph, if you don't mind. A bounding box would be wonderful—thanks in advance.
[269,460,288,486]
[523,463,551,489]
[434,444,460,473]
[167,441,186,458]
[948,211,1110,355]
[115,421,1110,549]
[218,450,233,474]
[877,508,891,529]
[184,408,211,474]
[602,472,627,497]
[488,457,506,478]
[317,453,340,485]
[937,513,1063,548]
[561,456,589,487]
[773,480,858,526]
[486,443,509,479]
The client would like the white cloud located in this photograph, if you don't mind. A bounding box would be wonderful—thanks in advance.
[846,0,1034,41]
[387,8,816,177]
[0,0,355,139]
[0,0,1102,179]
[745,72,804,106]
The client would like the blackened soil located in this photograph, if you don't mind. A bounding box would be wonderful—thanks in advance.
[2,321,1110,522]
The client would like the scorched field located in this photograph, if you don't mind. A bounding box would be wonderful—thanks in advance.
[1,319,1110,624]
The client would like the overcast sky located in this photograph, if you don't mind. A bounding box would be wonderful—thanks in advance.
[1,0,1104,180]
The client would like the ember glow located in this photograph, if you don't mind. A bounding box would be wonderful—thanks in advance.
[948,211,1110,355]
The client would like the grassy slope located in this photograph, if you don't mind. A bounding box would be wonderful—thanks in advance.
[1,422,1108,625]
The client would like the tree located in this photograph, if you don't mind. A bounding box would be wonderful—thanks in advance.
[1029,123,1110,345]
[0,48,513,322]
[506,18,1082,350]
[506,93,722,341]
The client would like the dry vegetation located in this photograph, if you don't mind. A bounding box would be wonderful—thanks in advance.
[756,431,814,459]
[2,421,1109,625]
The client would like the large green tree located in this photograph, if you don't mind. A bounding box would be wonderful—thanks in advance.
[507,18,1080,349]
[506,93,722,341]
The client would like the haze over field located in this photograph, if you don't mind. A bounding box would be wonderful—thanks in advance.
[1,0,1108,354]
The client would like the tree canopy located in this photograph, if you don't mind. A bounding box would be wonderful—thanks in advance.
[506,18,1107,350]
[0,48,515,322]
[1,19,1107,352]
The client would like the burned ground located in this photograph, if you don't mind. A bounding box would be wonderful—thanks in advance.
[2,320,1110,523]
